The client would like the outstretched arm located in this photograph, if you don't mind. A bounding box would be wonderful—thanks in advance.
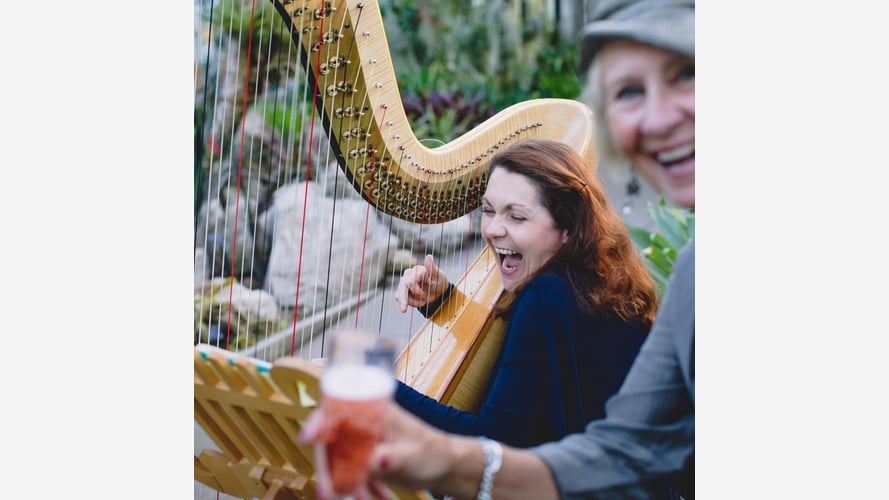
[299,395,561,499]
[369,402,562,500]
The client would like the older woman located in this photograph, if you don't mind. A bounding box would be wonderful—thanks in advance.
[302,0,696,498]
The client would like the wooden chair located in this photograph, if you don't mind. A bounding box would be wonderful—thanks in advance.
[194,344,430,499]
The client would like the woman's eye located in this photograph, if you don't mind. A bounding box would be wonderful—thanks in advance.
[481,207,495,215]
[677,64,694,82]
[615,85,642,101]
[510,214,527,222]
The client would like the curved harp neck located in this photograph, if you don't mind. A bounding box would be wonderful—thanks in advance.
[270,0,597,224]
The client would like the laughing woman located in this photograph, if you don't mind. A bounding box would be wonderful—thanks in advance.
[392,138,658,447]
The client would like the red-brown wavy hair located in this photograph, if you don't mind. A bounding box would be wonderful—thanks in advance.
[489,139,657,328]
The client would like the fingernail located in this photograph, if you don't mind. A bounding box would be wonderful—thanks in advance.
[378,456,389,471]
[299,411,321,444]
[298,424,312,444]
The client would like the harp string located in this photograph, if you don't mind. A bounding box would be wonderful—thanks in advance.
[288,3,322,357]
[243,0,271,351]
[325,1,365,340]
[223,0,253,352]
[231,0,269,353]
[293,1,317,360]
[196,0,533,368]
[338,4,370,333]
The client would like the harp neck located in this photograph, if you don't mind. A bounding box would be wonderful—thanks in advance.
[271,0,597,223]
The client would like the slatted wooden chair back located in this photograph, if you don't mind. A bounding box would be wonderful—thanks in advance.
[194,344,430,499]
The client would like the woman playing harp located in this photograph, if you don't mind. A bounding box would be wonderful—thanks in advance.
[392,139,658,447]
[194,0,605,381]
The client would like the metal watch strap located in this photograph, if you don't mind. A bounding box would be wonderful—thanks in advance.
[476,437,503,500]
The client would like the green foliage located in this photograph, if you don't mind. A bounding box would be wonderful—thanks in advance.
[380,0,583,132]
[402,88,496,142]
[478,28,582,111]
[628,199,695,297]
[252,85,311,143]
[529,34,583,100]
[206,0,285,55]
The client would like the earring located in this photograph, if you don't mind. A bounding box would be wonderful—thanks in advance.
[621,165,640,215]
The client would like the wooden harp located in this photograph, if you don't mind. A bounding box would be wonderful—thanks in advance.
[194,0,596,497]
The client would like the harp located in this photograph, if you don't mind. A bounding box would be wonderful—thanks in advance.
[194,0,596,498]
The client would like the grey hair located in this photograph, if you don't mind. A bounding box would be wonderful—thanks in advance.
[578,60,628,168]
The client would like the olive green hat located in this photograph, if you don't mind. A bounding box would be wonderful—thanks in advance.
[578,0,695,75]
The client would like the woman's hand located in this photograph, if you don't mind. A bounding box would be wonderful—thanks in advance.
[369,402,462,494]
[299,399,460,499]
[394,254,449,313]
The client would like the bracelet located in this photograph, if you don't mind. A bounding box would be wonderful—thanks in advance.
[476,437,503,500]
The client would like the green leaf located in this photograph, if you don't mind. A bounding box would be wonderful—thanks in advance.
[649,203,688,250]
[643,246,675,277]
[648,232,674,253]
[628,225,654,250]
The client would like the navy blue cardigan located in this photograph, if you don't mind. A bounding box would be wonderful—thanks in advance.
[395,267,649,448]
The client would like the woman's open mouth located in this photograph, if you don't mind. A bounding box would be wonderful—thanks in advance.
[494,247,522,273]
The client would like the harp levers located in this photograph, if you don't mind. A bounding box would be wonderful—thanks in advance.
[194,0,596,497]
[269,0,597,223]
